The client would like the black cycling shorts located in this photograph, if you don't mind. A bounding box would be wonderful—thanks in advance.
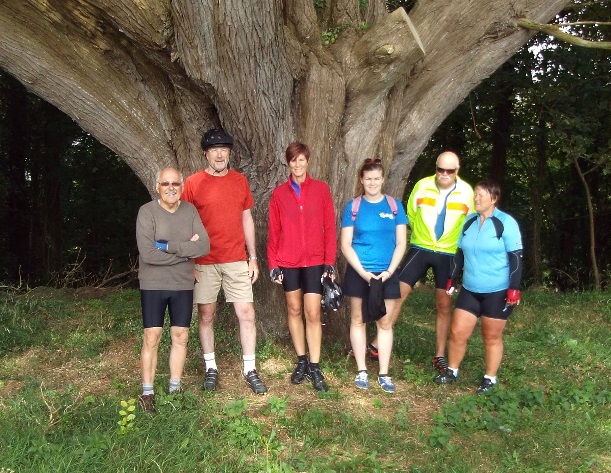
[455,288,513,320]
[280,265,324,294]
[140,289,194,328]
[342,264,401,299]
[397,247,454,289]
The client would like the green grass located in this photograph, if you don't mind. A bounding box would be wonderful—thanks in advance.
[0,288,609,472]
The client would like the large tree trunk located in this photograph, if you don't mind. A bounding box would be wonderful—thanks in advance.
[0,0,570,334]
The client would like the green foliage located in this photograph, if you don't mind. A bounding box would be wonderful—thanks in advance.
[321,27,341,45]
[0,289,610,471]
[313,0,324,14]
[0,290,46,355]
[116,399,137,435]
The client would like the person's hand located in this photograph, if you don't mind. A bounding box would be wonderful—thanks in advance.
[446,278,455,296]
[190,234,200,241]
[506,289,521,306]
[323,265,336,281]
[270,268,283,284]
[248,258,259,284]
[380,270,392,282]
[154,240,168,252]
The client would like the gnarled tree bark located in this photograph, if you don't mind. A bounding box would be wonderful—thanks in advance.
[0,0,570,335]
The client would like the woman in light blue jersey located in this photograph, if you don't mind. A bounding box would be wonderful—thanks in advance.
[435,179,523,394]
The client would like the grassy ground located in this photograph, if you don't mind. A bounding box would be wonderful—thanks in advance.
[0,286,609,472]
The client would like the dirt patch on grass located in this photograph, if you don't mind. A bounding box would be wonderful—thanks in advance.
[0,334,442,427]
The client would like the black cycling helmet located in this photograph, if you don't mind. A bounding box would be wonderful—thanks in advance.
[321,276,343,312]
[201,128,234,150]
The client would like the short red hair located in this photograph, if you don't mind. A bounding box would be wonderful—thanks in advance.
[285,142,310,165]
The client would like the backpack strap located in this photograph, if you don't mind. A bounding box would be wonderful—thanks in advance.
[351,196,362,221]
[384,195,398,216]
[352,195,398,221]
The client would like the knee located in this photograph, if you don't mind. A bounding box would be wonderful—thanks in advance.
[143,330,162,349]
[286,304,302,320]
[198,308,215,325]
[449,325,468,344]
[303,309,321,325]
[376,318,393,331]
[483,332,504,345]
[436,298,452,315]
[236,304,256,324]
[171,328,189,347]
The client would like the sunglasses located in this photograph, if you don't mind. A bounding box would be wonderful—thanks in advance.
[158,181,182,187]
[364,158,382,164]
[436,167,457,175]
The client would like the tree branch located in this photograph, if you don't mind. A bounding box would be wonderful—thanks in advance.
[517,17,611,49]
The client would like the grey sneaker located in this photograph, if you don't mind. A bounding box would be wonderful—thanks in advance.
[245,370,268,395]
[203,368,219,391]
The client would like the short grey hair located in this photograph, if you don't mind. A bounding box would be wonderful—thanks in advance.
[156,167,183,183]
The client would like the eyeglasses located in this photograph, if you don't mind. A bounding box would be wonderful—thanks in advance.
[158,181,182,187]
[436,167,457,175]
[364,158,382,164]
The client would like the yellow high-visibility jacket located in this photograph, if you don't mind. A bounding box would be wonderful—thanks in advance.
[407,175,474,254]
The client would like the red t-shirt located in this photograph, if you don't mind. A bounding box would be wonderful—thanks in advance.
[182,170,254,264]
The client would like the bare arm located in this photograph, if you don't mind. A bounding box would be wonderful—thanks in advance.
[243,208,259,284]
[381,224,407,282]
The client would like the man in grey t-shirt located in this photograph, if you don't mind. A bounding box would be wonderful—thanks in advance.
[135,167,209,412]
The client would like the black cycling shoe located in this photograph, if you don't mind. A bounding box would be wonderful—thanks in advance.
[290,359,309,385]
[308,366,329,392]
[476,377,497,394]
[245,370,268,394]
[434,368,457,385]
[203,368,219,391]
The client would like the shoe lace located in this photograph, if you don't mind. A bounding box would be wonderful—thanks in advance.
[379,376,392,385]
[356,371,368,382]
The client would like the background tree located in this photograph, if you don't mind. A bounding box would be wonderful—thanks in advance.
[3,0,607,332]
[415,2,611,290]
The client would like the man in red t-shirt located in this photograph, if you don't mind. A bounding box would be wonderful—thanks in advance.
[182,128,267,395]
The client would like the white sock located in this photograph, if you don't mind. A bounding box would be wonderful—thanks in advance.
[484,375,497,384]
[243,354,256,375]
[168,379,181,393]
[142,383,154,395]
[204,352,217,371]
[448,367,459,377]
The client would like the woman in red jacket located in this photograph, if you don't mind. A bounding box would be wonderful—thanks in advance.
[267,142,337,392]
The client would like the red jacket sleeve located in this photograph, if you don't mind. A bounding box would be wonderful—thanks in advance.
[267,189,281,269]
[322,184,337,265]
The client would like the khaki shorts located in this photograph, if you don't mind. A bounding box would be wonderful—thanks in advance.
[194,261,254,304]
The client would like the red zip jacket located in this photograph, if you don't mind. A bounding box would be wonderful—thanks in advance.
[267,174,337,269]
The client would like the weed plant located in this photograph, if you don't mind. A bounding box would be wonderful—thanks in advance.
[0,288,609,472]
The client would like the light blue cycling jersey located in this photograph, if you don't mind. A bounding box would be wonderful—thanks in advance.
[341,196,408,272]
[459,208,522,293]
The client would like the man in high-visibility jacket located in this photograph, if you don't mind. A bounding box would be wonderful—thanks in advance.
[369,151,474,374]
